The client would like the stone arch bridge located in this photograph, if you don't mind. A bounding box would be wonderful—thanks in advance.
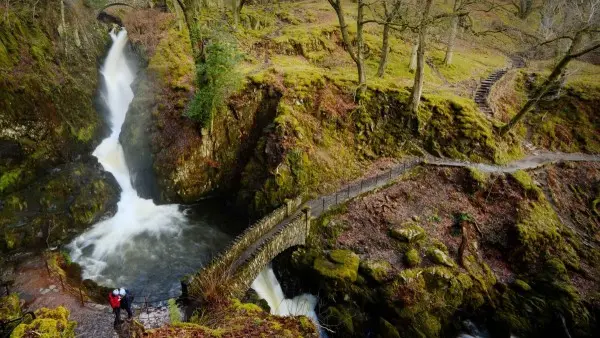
[185,152,600,300]
[188,160,422,299]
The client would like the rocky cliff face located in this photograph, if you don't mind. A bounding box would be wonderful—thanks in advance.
[0,0,120,252]
[120,11,283,204]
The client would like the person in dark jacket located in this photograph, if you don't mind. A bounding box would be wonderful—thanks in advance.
[118,288,134,320]
[108,289,122,326]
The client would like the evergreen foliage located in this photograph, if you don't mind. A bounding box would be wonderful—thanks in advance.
[185,33,242,129]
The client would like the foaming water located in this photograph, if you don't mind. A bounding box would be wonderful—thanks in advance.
[252,267,320,327]
[68,30,234,298]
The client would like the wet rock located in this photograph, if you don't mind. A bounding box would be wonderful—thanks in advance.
[0,160,120,252]
[313,250,360,283]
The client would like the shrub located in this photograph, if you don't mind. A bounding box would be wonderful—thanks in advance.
[185,32,242,129]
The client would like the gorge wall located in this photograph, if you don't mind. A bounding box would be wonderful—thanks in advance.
[0,0,121,252]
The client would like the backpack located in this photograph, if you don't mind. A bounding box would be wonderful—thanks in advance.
[109,294,120,309]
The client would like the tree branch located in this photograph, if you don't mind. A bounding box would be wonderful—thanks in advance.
[570,42,600,58]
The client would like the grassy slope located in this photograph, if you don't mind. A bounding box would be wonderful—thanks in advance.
[230,0,529,214]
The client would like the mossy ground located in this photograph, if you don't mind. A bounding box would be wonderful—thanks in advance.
[133,298,317,337]
[489,62,600,154]
[283,164,600,337]
[10,306,76,338]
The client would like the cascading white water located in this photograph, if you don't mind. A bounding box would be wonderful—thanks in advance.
[252,266,320,326]
[69,30,189,281]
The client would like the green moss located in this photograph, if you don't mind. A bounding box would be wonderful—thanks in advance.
[378,318,400,338]
[418,95,523,164]
[359,260,391,283]
[148,26,194,91]
[232,298,263,313]
[405,248,421,267]
[313,249,360,282]
[0,294,21,322]
[428,248,455,267]
[468,167,489,189]
[0,168,23,193]
[515,200,579,269]
[325,306,354,336]
[511,170,542,199]
[512,279,532,292]
[390,223,425,243]
[11,306,76,338]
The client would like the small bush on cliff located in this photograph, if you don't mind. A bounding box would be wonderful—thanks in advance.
[186,32,242,129]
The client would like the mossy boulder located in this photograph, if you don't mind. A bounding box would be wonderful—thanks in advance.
[313,249,360,283]
[0,160,120,252]
[0,294,21,322]
[325,306,354,336]
[11,306,76,338]
[390,223,425,243]
[428,248,455,267]
[405,248,421,267]
[378,318,400,338]
[511,170,543,200]
[512,279,532,292]
[359,260,392,283]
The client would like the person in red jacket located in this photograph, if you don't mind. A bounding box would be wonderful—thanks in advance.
[108,289,122,326]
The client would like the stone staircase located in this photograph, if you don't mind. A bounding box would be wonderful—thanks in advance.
[474,56,526,117]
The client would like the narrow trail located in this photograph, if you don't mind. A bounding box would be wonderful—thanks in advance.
[230,152,600,271]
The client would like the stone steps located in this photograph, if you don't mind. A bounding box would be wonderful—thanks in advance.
[473,57,525,116]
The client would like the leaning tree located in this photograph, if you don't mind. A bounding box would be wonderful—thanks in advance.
[500,0,600,135]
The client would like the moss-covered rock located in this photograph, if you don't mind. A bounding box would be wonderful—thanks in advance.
[313,249,360,283]
[512,279,531,292]
[11,306,76,338]
[405,248,421,267]
[0,294,21,322]
[428,248,455,267]
[325,306,354,336]
[378,318,400,338]
[390,223,426,243]
[511,170,542,200]
[359,260,392,283]
[0,160,119,252]
[141,298,318,337]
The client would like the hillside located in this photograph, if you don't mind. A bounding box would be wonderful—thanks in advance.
[1,0,599,337]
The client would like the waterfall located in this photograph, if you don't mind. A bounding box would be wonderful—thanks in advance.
[69,30,321,328]
[252,266,320,327]
[68,29,187,281]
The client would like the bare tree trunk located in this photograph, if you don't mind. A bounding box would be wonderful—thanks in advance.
[444,15,459,65]
[408,0,433,114]
[356,0,366,95]
[231,0,239,27]
[328,0,366,98]
[176,0,203,60]
[409,41,418,71]
[408,28,426,114]
[499,54,572,135]
[377,23,391,77]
